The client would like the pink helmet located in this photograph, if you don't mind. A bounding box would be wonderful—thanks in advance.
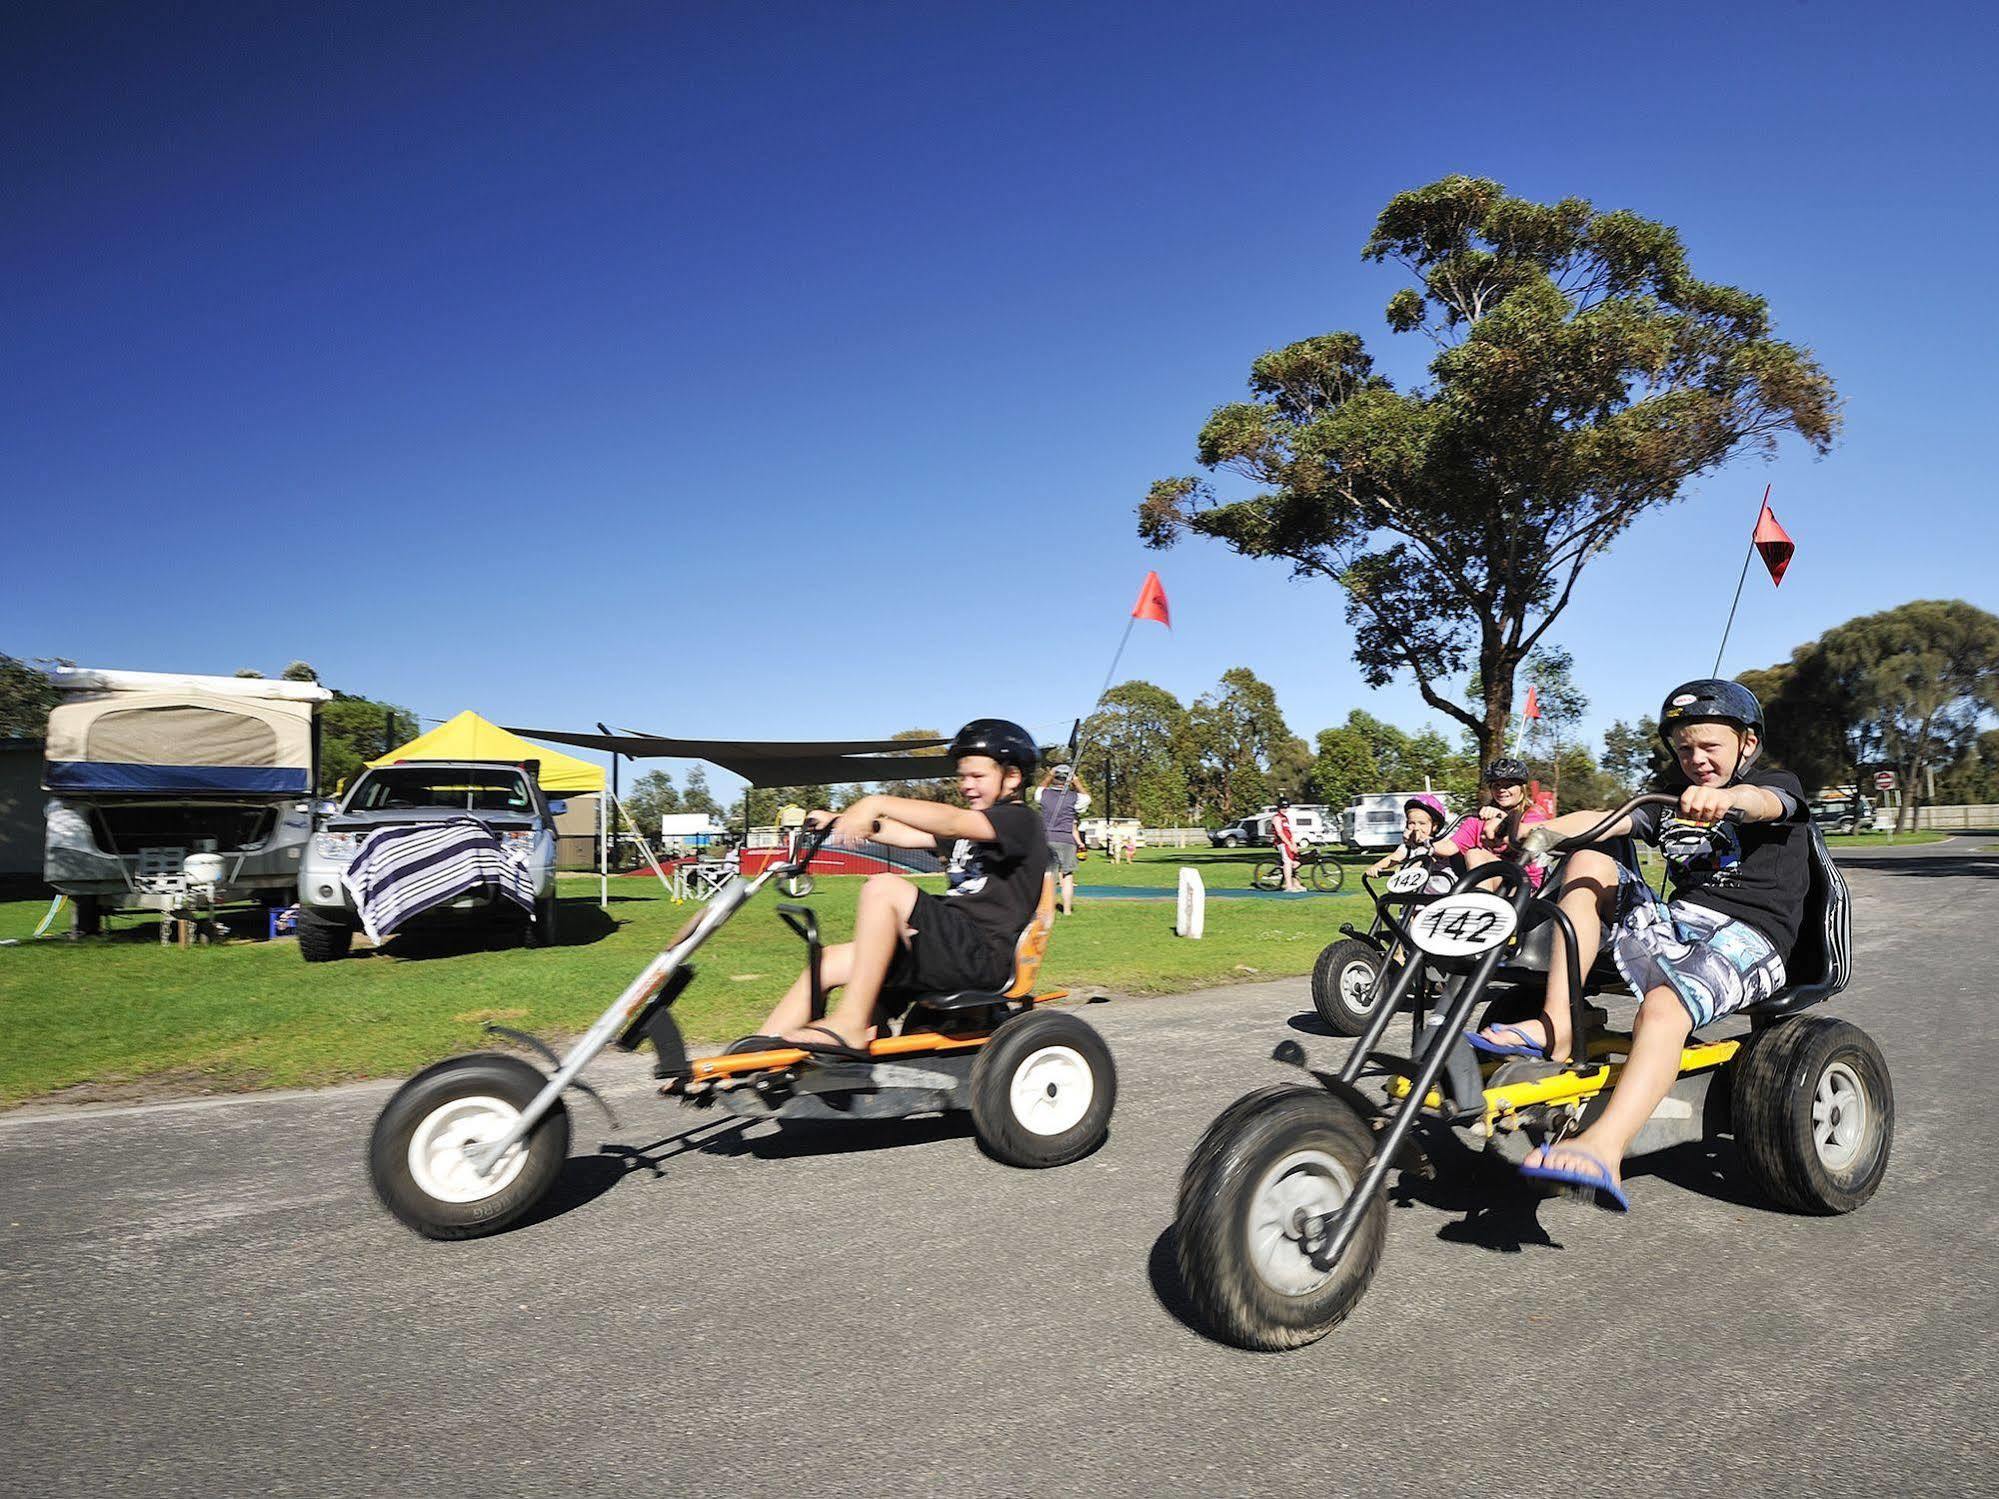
[1404,793,1447,826]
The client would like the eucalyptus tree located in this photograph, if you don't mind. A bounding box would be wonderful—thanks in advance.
[1140,175,1839,758]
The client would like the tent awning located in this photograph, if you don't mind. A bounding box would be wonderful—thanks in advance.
[502,726,953,789]
[371,711,605,793]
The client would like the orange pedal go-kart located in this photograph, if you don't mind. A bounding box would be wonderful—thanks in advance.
[368,825,1115,1239]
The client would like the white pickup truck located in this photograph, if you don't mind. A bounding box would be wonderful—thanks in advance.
[295,759,562,961]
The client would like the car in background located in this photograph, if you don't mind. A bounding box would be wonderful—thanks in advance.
[296,759,562,961]
[1209,806,1333,848]
[1808,793,1871,836]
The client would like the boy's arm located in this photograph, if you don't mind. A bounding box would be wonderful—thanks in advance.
[1681,781,1789,824]
[825,794,997,846]
[1525,808,1632,846]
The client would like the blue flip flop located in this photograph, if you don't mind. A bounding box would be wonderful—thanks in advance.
[1466,1022,1552,1060]
[1519,1145,1630,1212]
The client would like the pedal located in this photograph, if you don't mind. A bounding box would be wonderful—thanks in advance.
[619,964,696,1052]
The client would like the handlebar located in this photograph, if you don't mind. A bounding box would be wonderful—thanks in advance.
[775,820,835,877]
[1528,792,1745,859]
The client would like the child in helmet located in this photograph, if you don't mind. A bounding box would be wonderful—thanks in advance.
[1364,794,1451,886]
[1468,680,1810,1210]
[749,719,1050,1057]
[1446,757,1553,889]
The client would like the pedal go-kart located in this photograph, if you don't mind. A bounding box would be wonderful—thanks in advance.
[1310,815,1473,1035]
[1175,793,1888,1350]
[368,826,1116,1239]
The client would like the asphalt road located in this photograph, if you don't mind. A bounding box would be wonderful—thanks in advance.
[3,837,1994,1498]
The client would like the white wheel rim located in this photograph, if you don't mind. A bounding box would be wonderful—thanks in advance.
[1248,1147,1354,1297]
[1008,1045,1094,1136]
[1339,960,1377,1009]
[407,1095,529,1203]
[1812,1061,1868,1171]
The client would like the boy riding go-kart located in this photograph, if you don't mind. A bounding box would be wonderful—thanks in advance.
[367,720,1117,1240]
[1175,679,1889,1350]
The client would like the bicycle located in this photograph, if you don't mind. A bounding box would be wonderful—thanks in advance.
[1250,848,1345,893]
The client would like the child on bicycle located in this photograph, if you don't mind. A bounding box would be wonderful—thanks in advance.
[1272,799,1305,892]
[747,719,1049,1057]
[1468,680,1810,1210]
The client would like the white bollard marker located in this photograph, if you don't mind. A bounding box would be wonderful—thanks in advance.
[1176,867,1206,939]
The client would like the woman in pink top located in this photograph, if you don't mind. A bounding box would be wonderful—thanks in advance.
[1447,757,1552,888]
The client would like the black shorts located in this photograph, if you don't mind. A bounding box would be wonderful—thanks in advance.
[881,891,1012,1009]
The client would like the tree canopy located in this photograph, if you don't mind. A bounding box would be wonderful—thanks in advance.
[0,652,60,738]
[1139,174,1840,757]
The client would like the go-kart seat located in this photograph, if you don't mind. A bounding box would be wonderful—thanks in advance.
[895,873,1057,1025]
[1745,821,1852,1018]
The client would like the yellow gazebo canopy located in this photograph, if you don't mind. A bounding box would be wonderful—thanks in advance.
[369,710,605,794]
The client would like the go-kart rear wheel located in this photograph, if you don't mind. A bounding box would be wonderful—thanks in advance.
[1174,1084,1386,1350]
[1311,937,1385,1036]
[368,1053,571,1239]
[1732,1016,1892,1215]
[968,1010,1116,1168]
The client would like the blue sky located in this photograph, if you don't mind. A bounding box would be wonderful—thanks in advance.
[5,1,1993,795]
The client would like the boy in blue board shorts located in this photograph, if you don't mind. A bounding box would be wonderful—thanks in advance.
[1468,680,1811,1210]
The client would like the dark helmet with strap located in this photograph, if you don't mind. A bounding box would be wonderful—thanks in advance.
[1658,678,1763,740]
[948,719,1040,780]
[1657,679,1764,776]
[1483,756,1529,784]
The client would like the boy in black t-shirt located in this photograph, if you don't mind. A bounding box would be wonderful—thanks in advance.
[749,719,1049,1058]
[1466,679,1809,1211]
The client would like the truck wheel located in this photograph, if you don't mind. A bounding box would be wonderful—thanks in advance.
[523,894,559,947]
[1311,938,1385,1036]
[968,1010,1116,1168]
[1175,1084,1386,1350]
[1732,1016,1893,1214]
[297,910,353,963]
[73,896,102,937]
[369,1053,571,1239]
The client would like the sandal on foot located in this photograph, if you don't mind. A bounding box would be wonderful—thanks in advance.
[791,1024,870,1062]
[1467,1022,1553,1060]
[1519,1144,1630,1212]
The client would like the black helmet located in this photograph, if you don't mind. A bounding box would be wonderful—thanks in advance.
[948,719,1039,779]
[1484,756,1528,784]
[1657,679,1763,741]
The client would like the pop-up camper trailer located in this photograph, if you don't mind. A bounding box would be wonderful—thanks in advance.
[42,668,332,933]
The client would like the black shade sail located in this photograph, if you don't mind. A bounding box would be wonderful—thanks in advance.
[502,727,955,788]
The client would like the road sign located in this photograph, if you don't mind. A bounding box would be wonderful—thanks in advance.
[1873,771,1897,791]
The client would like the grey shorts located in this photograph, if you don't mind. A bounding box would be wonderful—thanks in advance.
[1610,897,1785,1028]
[1050,843,1078,876]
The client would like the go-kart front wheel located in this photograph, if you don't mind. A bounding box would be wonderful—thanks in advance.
[968,1010,1116,1168]
[369,1053,571,1239]
[1732,1015,1892,1214]
[1175,1084,1386,1350]
[1310,937,1385,1036]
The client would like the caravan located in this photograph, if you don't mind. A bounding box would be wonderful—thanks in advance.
[42,668,330,933]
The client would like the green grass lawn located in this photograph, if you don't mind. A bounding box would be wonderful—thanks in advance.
[0,860,1367,1108]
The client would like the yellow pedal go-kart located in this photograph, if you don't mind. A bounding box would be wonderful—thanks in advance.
[369,826,1114,1240]
[1174,793,1887,1350]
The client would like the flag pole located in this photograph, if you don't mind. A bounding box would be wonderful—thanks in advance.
[1711,483,1773,677]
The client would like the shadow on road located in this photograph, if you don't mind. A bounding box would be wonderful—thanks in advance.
[1835,849,1998,880]
[1145,1223,1204,1335]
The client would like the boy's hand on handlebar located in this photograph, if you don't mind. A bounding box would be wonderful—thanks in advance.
[1677,785,1738,824]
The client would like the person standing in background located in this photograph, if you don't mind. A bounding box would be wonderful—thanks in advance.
[1033,764,1089,915]
[1272,799,1304,892]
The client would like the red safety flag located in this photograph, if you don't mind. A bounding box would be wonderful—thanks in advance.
[1132,570,1171,627]
[1523,686,1542,720]
[1752,489,1794,587]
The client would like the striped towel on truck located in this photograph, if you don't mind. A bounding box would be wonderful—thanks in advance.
[341,818,536,940]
